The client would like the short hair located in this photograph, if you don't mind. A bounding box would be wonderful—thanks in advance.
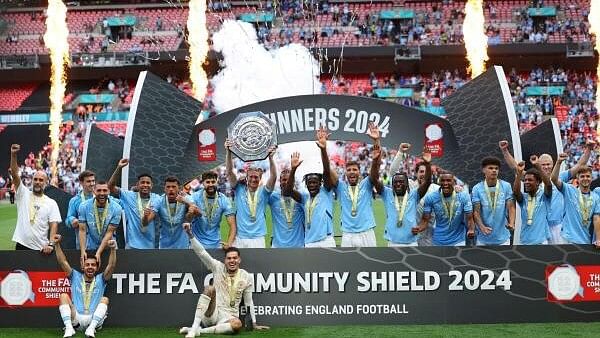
[201,171,218,181]
[346,161,360,169]
[280,168,291,176]
[224,246,240,257]
[481,156,501,168]
[577,166,592,176]
[137,173,153,182]
[303,173,323,182]
[78,170,95,182]
[164,176,180,185]
[83,253,98,264]
[392,172,408,183]
[524,168,542,182]
[247,167,263,176]
[414,162,427,173]
[95,180,108,186]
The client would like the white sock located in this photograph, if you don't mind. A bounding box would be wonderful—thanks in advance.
[190,294,211,331]
[59,304,73,329]
[199,323,234,334]
[88,303,108,331]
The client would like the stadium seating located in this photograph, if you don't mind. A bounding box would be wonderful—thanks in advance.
[0,84,37,111]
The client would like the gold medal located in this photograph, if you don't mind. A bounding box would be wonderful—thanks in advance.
[394,192,409,227]
[82,276,96,315]
[526,192,537,226]
[441,191,457,221]
[247,187,259,221]
[281,196,294,228]
[306,195,319,229]
[93,199,110,235]
[348,184,359,216]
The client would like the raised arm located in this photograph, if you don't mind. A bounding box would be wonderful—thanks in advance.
[225,138,238,189]
[367,122,382,191]
[108,158,129,195]
[389,143,411,176]
[316,126,338,189]
[284,152,304,202]
[184,223,220,270]
[531,155,552,197]
[53,234,72,276]
[265,145,277,191]
[567,141,594,178]
[9,144,21,189]
[499,140,518,170]
[95,225,118,264]
[416,150,433,199]
[594,214,600,249]
[102,239,117,281]
[513,161,525,204]
[551,153,568,191]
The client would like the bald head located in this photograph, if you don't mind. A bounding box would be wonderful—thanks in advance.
[32,170,47,195]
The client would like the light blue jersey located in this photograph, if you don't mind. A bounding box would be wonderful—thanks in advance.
[518,189,551,245]
[119,190,161,249]
[66,192,93,249]
[77,197,122,250]
[151,195,190,249]
[190,191,235,248]
[70,270,106,314]
[381,188,419,244]
[336,178,376,233]
[560,183,600,244]
[471,180,513,245]
[547,171,569,226]
[234,184,271,239]
[269,191,305,248]
[301,187,334,244]
[423,190,473,246]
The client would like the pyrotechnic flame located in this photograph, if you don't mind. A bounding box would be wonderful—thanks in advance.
[187,0,209,120]
[589,0,600,139]
[463,0,489,78]
[43,0,69,182]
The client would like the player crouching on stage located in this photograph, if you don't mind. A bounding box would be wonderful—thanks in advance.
[54,234,117,338]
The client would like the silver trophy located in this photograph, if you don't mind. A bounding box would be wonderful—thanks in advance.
[227,111,277,161]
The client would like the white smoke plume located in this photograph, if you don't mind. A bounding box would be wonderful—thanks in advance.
[211,20,325,178]
[211,20,321,113]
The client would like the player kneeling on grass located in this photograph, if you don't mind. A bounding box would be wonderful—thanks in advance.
[180,222,269,337]
[53,234,117,338]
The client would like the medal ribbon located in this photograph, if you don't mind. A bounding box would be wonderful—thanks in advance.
[281,196,295,227]
[203,191,219,224]
[441,191,457,221]
[93,198,110,235]
[29,194,43,224]
[306,195,319,228]
[136,193,151,220]
[527,192,537,225]
[484,182,500,212]
[165,197,180,225]
[81,276,96,314]
[578,190,592,225]
[348,184,359,215]
[227,270,241,308]
[247,187,259,220]
[394,192,409,227]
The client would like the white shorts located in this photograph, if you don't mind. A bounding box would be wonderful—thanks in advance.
[305,236,336,248]
[202,308,236,327]
[549,225,564,244]
[233,237,265,248]
[453,241,466,247]
[387,241,418,247]
[476,239,511,246]
[417,227,433,246]
[341,229,376,247]
[75,312,105,331]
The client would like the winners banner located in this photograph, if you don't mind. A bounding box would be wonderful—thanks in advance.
[1,245,599,327]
